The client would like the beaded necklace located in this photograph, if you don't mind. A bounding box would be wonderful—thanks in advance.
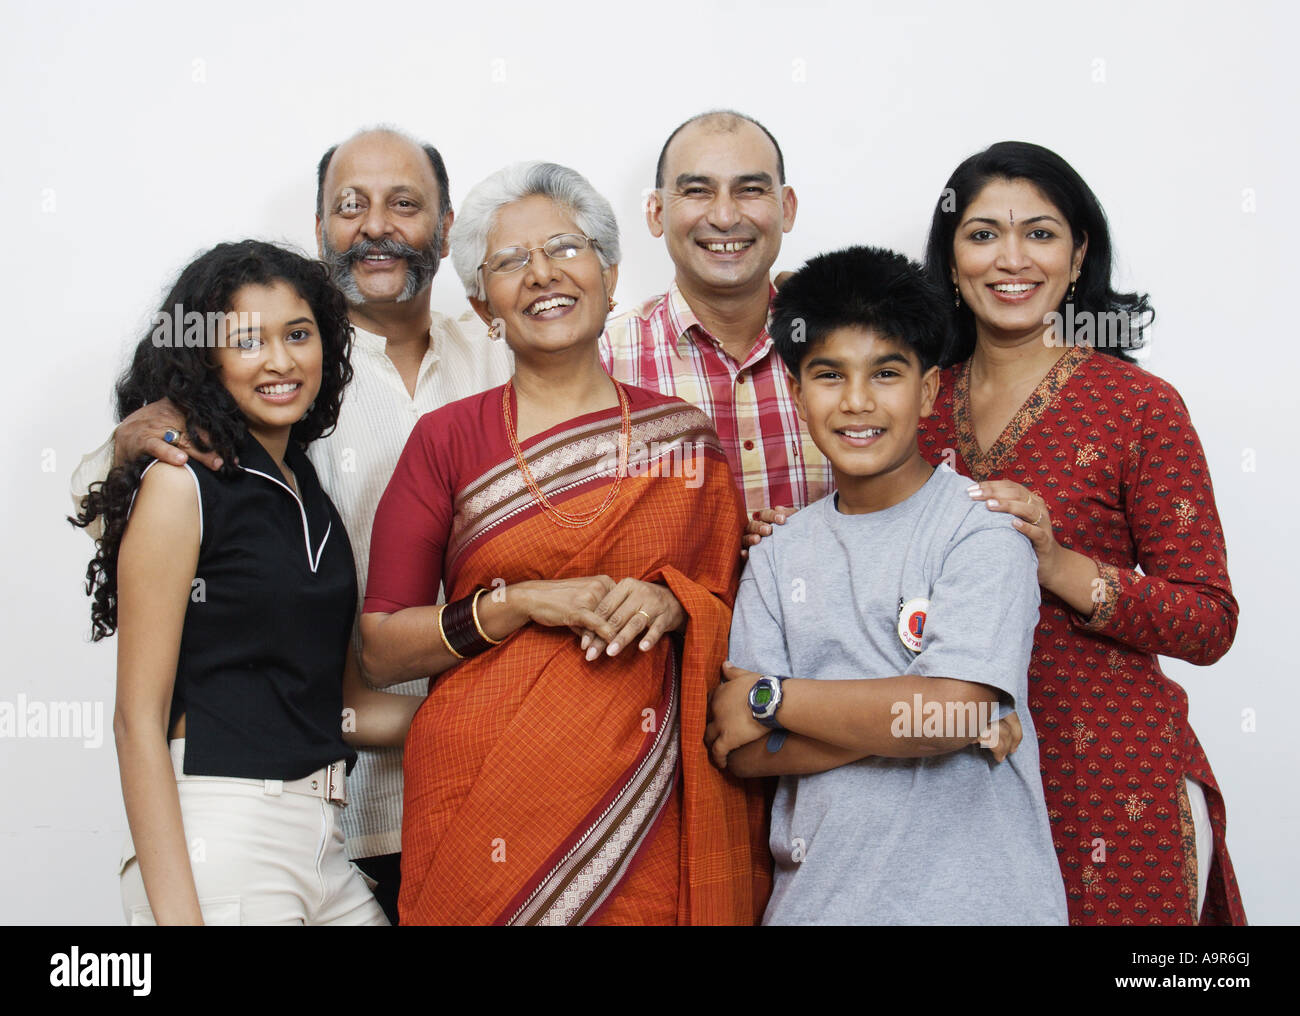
[502,379,630,529]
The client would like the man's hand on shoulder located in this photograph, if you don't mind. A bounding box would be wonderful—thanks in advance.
[741,505,795,557]
[114,398,223,471]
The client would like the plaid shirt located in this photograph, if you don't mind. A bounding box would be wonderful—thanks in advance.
[600,281,832,517]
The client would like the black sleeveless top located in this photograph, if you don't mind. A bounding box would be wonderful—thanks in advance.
[164,432,358,780]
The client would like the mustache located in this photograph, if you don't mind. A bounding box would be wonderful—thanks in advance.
[326,236,438,273]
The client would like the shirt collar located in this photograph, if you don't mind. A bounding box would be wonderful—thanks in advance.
[350,318,441,364]
[234,431,332,556]
[233,429,282,477]
[665,278,777,366]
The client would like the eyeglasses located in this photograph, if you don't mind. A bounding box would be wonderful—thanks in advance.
[480,234,601,276]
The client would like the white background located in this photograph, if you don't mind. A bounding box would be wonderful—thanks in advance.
[3,0,1295,924]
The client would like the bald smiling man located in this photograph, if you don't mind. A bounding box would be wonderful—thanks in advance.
[601,110,831,525]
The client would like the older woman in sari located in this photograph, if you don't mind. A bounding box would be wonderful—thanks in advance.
[359,162,767,925]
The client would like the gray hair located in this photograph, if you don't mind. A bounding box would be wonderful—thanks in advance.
[449,161,621,300]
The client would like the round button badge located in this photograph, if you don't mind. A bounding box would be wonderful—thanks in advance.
[897,597,929,653]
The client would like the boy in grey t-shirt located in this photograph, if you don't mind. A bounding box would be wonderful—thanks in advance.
[706,246,1066,925]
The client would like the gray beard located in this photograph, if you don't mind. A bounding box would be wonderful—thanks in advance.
[321,226,441,306]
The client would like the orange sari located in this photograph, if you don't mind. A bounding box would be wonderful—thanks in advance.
[367,385,769,925]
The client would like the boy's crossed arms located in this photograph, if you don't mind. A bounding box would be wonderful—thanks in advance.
[706,662,1021,777]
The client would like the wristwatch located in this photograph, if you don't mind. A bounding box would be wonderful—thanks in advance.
[749,675,787,729]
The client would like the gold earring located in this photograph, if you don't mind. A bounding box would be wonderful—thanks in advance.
[953,283,961,309]
[608,296,617,312]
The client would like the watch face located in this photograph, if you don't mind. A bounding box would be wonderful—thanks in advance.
[753,686,773,708]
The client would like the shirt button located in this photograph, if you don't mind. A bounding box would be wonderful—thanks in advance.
[743,439,755,451]
[737,373,746,385]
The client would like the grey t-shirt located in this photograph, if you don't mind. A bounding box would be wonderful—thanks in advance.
[729,465,1067,925]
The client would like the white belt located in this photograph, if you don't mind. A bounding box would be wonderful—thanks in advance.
[168,738,348,805]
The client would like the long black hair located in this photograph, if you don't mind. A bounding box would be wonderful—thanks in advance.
[71,240,354,640]
[923,141,1153,366]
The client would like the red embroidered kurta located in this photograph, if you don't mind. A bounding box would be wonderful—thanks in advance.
[917,346,1245,925]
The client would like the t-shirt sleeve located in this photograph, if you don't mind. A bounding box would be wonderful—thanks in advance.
[906,516,1040,711]
[362,415,454,614]
[727,542,793,677]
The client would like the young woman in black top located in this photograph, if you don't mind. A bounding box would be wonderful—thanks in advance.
[74,241,418,924]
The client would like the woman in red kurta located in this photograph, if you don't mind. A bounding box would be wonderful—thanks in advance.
[918,141,1244,924]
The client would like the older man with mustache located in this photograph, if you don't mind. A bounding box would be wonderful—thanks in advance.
[72,126,512,924]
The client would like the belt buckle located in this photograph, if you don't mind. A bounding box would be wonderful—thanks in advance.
[327,761,346,805]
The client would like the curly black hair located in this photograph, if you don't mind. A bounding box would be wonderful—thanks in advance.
[923,141,1153,367]
[70,240,354,640]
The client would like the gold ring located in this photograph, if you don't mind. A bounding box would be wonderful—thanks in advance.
[636,609,652,621]
[1029,494,1044,526]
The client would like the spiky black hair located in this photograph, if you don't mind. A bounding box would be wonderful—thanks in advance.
[771,245,948,375]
